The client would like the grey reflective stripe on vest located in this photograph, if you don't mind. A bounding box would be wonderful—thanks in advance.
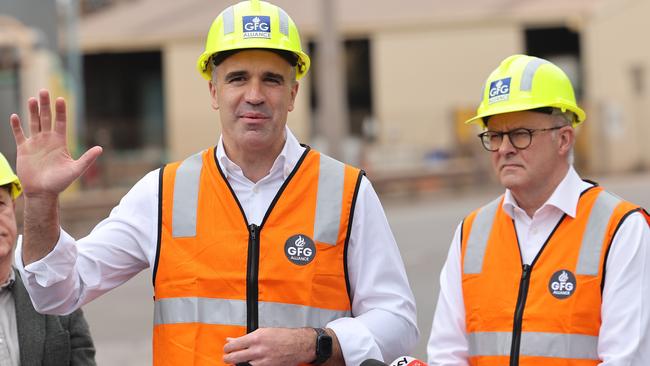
[278,8,289,36]
[576,191,621,275]
[468,331,598,360]
[314,154,345,245]
[223,6,234,35]
[154,297,246,326]
[520,57,549,91]
[172,152,203,238]
[154,297,350,328]
[258,301,350,328]
[463,197,501,274]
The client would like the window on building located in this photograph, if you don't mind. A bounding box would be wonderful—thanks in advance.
[84,51,164,153]
[308,38,373,139]
[83,51,165,187]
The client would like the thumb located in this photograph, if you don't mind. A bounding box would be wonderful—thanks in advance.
[75,146,103,175]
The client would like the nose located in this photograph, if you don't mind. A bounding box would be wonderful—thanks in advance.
[497,133,517,155]
[244,79,265,105]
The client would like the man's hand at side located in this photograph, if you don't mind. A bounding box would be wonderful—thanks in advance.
[223,327,343,366]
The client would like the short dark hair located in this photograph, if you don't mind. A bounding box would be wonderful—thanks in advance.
[211,48,298,68]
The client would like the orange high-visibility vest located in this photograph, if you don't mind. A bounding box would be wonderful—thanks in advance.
[461,185,650,366]
[153,147,363,365]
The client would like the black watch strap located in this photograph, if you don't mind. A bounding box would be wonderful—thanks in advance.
[311,327,332,365]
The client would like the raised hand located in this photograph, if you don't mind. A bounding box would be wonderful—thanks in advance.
[9,90,102,198]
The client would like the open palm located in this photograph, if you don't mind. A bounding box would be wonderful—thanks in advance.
[9,90,102,197]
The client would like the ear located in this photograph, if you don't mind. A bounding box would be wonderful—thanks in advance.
[557,126,575,156]
[208,81,219,110]
[287,81,299,112]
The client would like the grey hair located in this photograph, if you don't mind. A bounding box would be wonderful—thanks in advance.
[550,108,575,164]
[550,108,575,126]
[211,65,218,85]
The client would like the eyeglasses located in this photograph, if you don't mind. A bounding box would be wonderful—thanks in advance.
[478,126,564,152]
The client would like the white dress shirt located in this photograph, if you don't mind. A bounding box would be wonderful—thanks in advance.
[427,166,650,366]
[15,127,418,365]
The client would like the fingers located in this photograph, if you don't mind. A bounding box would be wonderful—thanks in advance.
[9,114,26,145]
[28,97,40,135]
[223,336,253,364]
[39,89,52,132]
[25,90,64,136]
[224,336,248,354]
[75,146,103,176]
[54,97,67,135]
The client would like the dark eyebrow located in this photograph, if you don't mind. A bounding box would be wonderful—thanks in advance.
[224,70,248,80]
[263,71,285,82]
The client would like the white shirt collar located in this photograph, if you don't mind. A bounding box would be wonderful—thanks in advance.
[0,268,15,291]
[215,126,305,181]
[502,166,593,219]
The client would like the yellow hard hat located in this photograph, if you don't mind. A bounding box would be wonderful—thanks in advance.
[466,54,586,128]
[196,0,310,81]
[0,152,21,199]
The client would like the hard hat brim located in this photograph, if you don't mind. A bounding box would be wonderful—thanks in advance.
[465,102,586,128]
[0,176,22,200]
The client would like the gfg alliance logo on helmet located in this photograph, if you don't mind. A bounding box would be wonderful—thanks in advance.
[284,234,316,265]
[548,269,577,299]
[488,77,511,104]
[243,16,271,39]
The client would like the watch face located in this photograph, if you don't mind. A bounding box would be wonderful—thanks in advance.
[318,335,333,356]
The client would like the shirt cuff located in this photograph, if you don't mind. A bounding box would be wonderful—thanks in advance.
[327,316,383,365]
[14,229,78,287]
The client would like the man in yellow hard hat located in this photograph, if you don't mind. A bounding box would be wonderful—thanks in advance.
[427,55,650,365]
[0,152,96,365]
[8,1,418,365]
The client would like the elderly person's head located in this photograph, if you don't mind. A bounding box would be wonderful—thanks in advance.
[466,55,585,209]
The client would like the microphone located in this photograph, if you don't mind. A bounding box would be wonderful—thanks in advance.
[389,356,427,366]
[360,359,388,366]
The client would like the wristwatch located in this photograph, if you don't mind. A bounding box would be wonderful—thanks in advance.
[311,327,332,364]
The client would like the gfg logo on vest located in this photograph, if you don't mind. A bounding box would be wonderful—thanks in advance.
[548,269,577,299]
[284,234,316,266]
[243,16,271,39]
[488,77,511,104]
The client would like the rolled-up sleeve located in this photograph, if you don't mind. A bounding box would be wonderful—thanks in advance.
[329,177,419,365]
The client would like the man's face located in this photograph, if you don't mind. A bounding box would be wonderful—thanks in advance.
[0,187,17,262]
[487,110,572,194]
[209,49,299,156]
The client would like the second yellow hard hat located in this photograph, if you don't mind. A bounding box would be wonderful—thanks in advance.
[466,54,586,128]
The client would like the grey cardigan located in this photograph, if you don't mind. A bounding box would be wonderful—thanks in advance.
[10,269,96,365]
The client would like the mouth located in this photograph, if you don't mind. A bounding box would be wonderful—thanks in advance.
[238,112,270,122]
[499,163,523,172]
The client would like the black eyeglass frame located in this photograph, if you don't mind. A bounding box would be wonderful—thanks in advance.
[477,126,565,152]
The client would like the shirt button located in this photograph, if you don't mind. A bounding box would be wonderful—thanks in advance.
[253,186,259,194]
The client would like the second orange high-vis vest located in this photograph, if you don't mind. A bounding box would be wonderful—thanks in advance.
[152,147,363,365]
[461,185,650,366]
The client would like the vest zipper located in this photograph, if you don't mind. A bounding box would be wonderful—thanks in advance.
[246,223,260,333]
[510,263,531,366]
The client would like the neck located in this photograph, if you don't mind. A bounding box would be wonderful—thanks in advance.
[223,138,285,183]
[511,165,570,218]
